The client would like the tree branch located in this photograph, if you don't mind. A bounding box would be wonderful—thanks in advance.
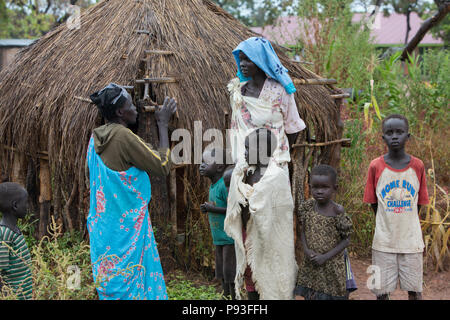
[44,0,51,14]
[370,0,383,17]
[405,5,412,44]
[401,2,450,61]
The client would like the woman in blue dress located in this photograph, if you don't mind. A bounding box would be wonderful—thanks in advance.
[86,83,176,300]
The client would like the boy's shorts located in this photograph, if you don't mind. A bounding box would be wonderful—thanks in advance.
[371,249,423,296]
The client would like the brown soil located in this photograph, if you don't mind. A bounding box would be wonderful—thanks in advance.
[166,256,450,300]
[347,257,450,300]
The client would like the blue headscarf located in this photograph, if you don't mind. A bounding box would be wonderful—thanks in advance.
[232,37,296,94]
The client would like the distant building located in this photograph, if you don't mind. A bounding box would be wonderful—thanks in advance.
[0,39,35,71]
[251,12,443,49]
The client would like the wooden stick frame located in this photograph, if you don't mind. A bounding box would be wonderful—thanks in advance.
[292,138,351,148]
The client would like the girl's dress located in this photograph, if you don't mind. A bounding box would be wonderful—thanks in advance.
[295,199,353,300]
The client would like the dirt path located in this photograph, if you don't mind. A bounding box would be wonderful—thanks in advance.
[167,257,449,300]
[347,257,450,300]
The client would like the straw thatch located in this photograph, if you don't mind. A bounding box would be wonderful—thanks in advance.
[0,0,342,246]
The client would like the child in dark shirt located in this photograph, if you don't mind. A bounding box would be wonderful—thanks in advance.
[200,147,236,300]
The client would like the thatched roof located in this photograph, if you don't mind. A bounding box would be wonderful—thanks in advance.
[0,0,340,206]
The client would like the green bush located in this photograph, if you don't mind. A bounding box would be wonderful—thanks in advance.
[370,49,450,131]
[1,217,97,300]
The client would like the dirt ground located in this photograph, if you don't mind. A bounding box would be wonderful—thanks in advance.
[168,256,450,300]
[346,257,450,300]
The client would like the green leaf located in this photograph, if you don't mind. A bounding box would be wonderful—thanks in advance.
[371,95,382,120]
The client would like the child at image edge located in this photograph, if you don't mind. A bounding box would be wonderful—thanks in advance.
[364,114,429,300]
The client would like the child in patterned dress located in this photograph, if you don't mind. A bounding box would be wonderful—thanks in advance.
[295,165,353,300]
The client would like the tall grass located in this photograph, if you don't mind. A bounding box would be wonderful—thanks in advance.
[1,217,97,300]
[296,0,375,91]
[1,216,222,300]
[338,49,449,270]
[421,142,449,272]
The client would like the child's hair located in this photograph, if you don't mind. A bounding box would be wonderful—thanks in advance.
[0,182,26,211]
[203,146,229,166]
[210,147,228,166]
[311,164,337,185]
[382,114,409,132]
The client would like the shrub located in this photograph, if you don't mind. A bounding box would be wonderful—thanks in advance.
[1,217,97,300]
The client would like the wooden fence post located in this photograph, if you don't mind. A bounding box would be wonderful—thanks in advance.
[169,168,177,239]
[12,153,26,186]
[38,159,52,238]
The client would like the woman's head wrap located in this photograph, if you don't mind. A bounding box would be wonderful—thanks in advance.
[232,37,296,94]
[90,83,131,120]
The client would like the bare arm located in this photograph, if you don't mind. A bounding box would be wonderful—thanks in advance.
[371,203,378,215]
[209,206,227,215]
[287,132,299,149]
[311,236,350,266]
[300,226,316,260]
[223,166,234,193]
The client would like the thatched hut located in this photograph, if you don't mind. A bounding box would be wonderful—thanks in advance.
[0,0,347,268]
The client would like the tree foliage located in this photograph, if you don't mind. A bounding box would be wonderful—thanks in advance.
[1,0,97,38]
[212,0,296,26]
[423,0,450,45]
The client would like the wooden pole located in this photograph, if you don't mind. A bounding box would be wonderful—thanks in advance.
[293,78,337,85]
[142,105,156,113]
[291,59,314,65]
[330,93,351,99]
[136,77,177,84]
[329,99,346,170]
[11,153,26,186]
[292,138,351,148]
[62,183,76,234]
[1,145,48,160]
[38,159,52,238]
[169,168,177,239]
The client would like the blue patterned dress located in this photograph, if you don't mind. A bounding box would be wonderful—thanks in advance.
[86,136,168,300]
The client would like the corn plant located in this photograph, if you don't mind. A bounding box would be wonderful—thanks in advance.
[421,143,449,272]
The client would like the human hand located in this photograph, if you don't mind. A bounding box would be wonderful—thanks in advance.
[310,254,329,266]
[155,97,177,125]
[200,202,215,213]
[305,249,318,260]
